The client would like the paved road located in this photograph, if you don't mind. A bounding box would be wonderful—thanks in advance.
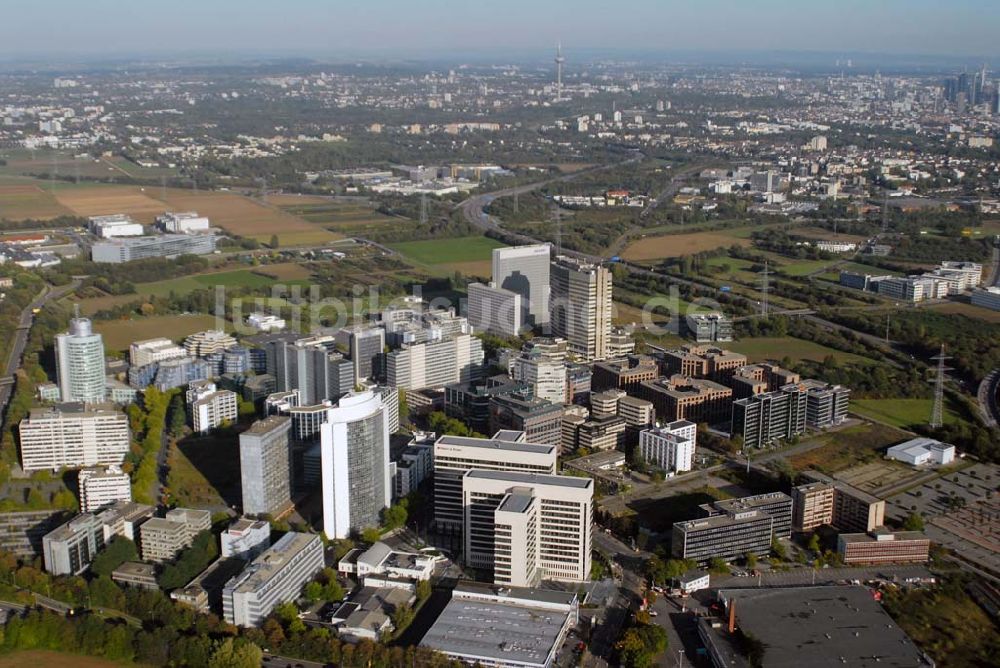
[975,369,999,427]
[0,278,81,429]
[261,653,326,668]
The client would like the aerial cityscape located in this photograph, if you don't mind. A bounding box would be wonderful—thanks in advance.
[0,2,998,667]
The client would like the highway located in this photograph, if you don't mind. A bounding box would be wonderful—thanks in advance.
[0,278,81,430]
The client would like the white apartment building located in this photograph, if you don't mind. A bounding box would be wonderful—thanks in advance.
[129,337,188,368]
[433,432,558,533]
[222,532,324,627]
[385,334,483,390]
[78,465,132,512]
[220,518,271,560]
[18,404,130,472]
[639,420,697,472]
[156,211,210,233]
[191,389,239,433]
[467,282,522,337]
[463,470,593,586]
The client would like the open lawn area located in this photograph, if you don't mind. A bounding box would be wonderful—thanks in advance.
[728,337,876,365]
[167,432,241,510]
[389,235,507,277]
[0,183,75,220]
[94,314,224,353]
[785,422,911,474]
[0,651,130,668]
[622,231,750,261]
[851,397,962,430]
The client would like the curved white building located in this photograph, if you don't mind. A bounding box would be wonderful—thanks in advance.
[321,391,390,539]
[55,317,106,404]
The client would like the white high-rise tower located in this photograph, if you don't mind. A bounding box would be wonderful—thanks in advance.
[55,314,106,404]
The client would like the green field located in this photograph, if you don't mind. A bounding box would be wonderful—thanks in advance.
[389,235,508,277]
[777,259,841,277]
[851,398,961,429]
[728,337,876,365]
[786,422,911,473]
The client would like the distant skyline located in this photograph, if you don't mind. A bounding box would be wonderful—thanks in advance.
[1,0,999,61]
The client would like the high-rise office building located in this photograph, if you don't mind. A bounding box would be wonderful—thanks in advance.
[511,338,567,405]
[240,416,293,517]
[347,326,385,381]
[549,256,612,361]
[462,470,592,586]
[492,244,551,327]
[731,384,808,449]
[488,393,565,448]
[55,317,106,404]
[321,391,390,539]
[18,403,130,472]
[467,282,523,337]
[271,335,355,405]
[433,431,558,533]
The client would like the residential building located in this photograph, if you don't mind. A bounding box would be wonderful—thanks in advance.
[220,518,271,560]
[191,389,238,433]
[638,420,697,472]
[433,431,557,533]
[184,330,237,357]
[240,416,293,517]
[591,355,659,392]
[463,470,593,586]
[321,391,391,539]
[421,584,578,668]
[42,513,105,575]
[55,316,106,404]
[78,465,131,512]
[488,392,564,448]
[492,244,551,327]
[467,282,522,337]
[887,437,956,466]
[637,376,733,424]
[222,532,324,627]
[140,508,211,563]
[731,384,808,449]
[684,312,733,342]
[129,338,187,368]
[385,334,483,391]
[510,338,567,405]
[550,256,612,361]
[837,529,931,565]
[18,403,130,472]
[91,234,217,263]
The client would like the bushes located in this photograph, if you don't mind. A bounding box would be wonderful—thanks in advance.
[90,536,139,577]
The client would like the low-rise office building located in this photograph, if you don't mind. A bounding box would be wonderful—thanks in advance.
[488,393,564,448]
[220,518,271,560]
[638,420,697,472]
[684,312,733,342]
[637,376,733,424]
[91,234,216,263]
[140,508,211,563]
[794,471,885,533]
[886,437,956,466]
[837,529,931,565]
[190,389,238,433]
[222,532,324,627]
[42,512,106,575]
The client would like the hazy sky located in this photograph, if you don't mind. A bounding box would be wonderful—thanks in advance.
[1,0,998,60]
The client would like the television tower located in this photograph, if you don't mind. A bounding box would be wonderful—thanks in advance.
[554,43,565,101]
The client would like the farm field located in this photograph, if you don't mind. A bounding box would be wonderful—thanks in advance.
[792,226,870,243]
[728,336,877,364]
[851,397,961,429]
[0,183,74,220]
[622,231,750,261]
[389,235,507,277]
[94,313,224,352]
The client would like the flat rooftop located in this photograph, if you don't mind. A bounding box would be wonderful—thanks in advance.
[435,434,555,456]
[716,586,933,667]
[465,469,593,489]
[225,532,319,595]
[422,591,574,667]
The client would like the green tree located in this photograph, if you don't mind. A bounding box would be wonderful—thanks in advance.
[361,527,382,545]
[269,234,280,249]
[708,557,729,575]
[806,534,821,554]
[168,393,187,437]
[902,512,925,531]
[304,581,323,602]
[90,536,139,577]
[745,551,758,569]
[210,637,263,668]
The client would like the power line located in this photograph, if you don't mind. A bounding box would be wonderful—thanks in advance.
[760,260,769,320]
[930,344,952,429]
